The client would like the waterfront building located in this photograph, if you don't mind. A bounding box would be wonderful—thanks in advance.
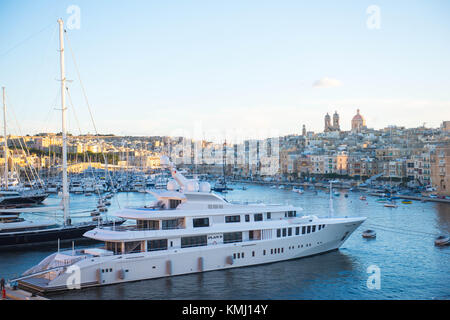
[430,146,450,195]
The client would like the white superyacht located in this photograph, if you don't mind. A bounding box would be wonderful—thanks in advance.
[17,156,366,293]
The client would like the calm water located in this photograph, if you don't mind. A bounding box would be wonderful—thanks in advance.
[1,184,449,300]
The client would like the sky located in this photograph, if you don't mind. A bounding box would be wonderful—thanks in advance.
[0,0,449,141]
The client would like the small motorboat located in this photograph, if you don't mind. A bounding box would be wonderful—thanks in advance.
[242,186,247,190]
[401,200,412,204]
[360,196,366,200]
[333,192,340,196]
[85,192,92,196]
[434,235,450,246]
[362,230,376,238]
[384,203,398,208]
[344,194,348,198]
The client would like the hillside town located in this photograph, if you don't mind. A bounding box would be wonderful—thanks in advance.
[2,109,450,195]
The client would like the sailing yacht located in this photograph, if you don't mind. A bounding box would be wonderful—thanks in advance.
[0,88,48,207]
[0,19,124,249]
[16,156,366,293]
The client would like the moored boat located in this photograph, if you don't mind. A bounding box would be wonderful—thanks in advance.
[434,235,450,246]
[362,229,376,238]
[15,155,366,293]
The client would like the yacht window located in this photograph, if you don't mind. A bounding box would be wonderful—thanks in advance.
[125,241,142,254]
[237,253,240,259]
[245,215,250,222]
[318,225,322,230]
[254,214,263,221]
[106,242,122,254]
[307,226,311,233]
[312,225,316,233]
[267,212,271,219]
[263,249,266,255]
[169,199,182,209]
[288,228,292,236]
[137,220,159,230]
[287,211,296,218]
[223,232,242,244]
[181,235,207,248]
[242,252,244,258]
[277,229,281,238]
[271,249,273,254]
[148,239,168,251]
[225,215,241,223]
[233,253,236,259]
[193,218,209,228]
[252,251,255,257]
[296,227,300,235]
[302,226,306,234]
[282,228,287,237]
[162,219,179,230]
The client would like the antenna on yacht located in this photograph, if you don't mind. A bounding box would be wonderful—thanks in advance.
[58,19,70,226]
[2,87,7,190]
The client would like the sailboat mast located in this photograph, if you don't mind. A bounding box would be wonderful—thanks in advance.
[58,19,70,225]
[2,87,7,190]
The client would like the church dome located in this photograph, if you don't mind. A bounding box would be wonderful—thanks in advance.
[352,109,364,122]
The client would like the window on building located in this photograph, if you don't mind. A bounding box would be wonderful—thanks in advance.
[148,239,168,251]
[193,218,209,228]
[181,235,207,248]
[254,213,263,221]
[267,212,271,219]
[225,215,241,223]
[223,232,243,244]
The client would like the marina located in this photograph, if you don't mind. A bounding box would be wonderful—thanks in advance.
[0,180,448,299]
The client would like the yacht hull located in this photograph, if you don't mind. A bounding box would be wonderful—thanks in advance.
[0,194,48,206]
[18,218,363,293]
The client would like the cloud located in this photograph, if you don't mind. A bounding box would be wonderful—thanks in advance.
[313,77,342,88]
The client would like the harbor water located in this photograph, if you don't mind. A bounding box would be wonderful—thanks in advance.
[0,184,449,300]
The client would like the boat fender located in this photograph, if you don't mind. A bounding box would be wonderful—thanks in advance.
[96,268,102,284]
[166,260,172,275]
[118,269,125,280]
